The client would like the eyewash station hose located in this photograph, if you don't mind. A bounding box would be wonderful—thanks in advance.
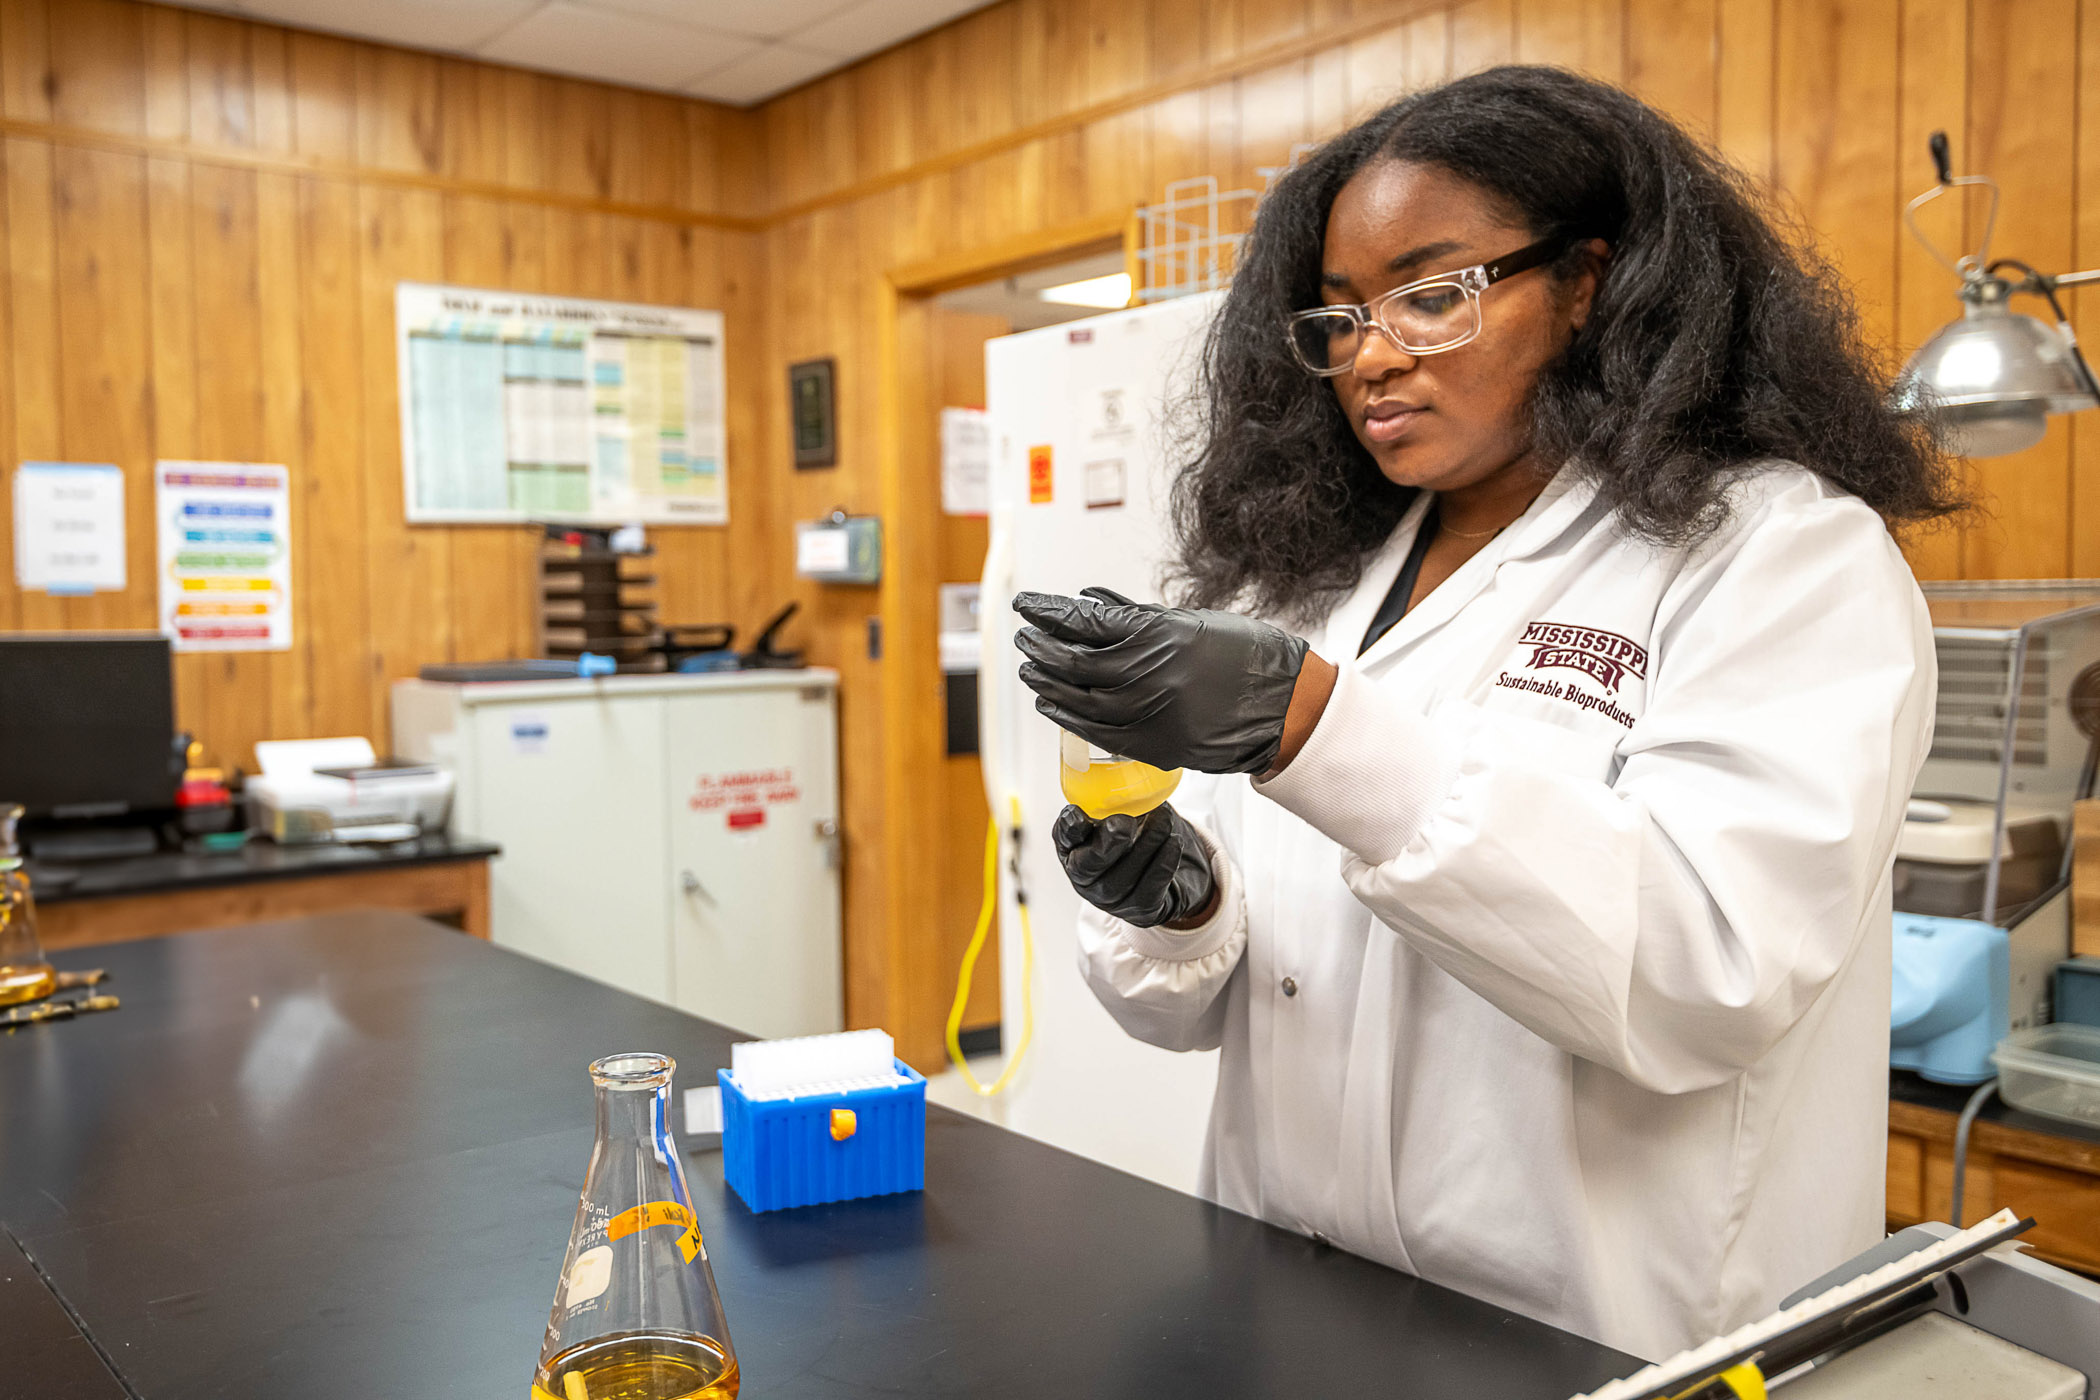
[948,503,1035,1096]
[945,799,1034,1096]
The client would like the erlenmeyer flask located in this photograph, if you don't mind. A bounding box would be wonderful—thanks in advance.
[1058,730,1181,819]
[532,1053,739,1400]
[0,804,55,1008]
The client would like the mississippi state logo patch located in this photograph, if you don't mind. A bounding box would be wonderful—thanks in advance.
[1515,620,1648,695]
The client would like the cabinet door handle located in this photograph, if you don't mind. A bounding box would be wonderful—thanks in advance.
[680,869,714,904]
[814,818,841,870]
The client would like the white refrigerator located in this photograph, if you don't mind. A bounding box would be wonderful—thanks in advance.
[978,291,1224,1194]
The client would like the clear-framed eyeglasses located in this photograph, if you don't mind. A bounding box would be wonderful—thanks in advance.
[1284,236,1571,376]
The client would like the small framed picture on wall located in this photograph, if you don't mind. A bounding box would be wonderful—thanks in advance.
[790,358,837,469]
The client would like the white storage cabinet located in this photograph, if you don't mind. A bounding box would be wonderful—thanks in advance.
[392,671,842,1040]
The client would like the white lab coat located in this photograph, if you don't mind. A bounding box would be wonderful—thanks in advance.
[1078,464,1934,1362]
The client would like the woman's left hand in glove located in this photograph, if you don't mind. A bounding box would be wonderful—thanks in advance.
[1014,587,1311,774]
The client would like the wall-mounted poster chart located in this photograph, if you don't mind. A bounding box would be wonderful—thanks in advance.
[156,462,292,652]
[395,283,728,525]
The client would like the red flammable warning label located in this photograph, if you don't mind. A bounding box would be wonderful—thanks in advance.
[689,768,800,813]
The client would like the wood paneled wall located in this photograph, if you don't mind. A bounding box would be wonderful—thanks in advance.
[749,0,2099,587]
[741,0,2100,1055]
[0,0,770,774]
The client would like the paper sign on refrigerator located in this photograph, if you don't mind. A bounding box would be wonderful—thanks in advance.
[156,461,293,652]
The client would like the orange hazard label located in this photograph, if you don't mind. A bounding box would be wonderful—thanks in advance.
[605,1200,705,1262]
[1027,445,1054,503]
[606,1200,693,1240]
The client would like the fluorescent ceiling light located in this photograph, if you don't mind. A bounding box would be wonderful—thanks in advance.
[1038,273,1131,309]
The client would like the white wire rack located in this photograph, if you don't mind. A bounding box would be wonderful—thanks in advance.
[1255,142,1320,188]
[1132,147,1319,303]
[1132,176,1258,303]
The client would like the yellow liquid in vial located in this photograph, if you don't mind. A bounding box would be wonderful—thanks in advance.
[531,1331,739,1400]
[1059,733,1181,819]
[0,961,55,1007]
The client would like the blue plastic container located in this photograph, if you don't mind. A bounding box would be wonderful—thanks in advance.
[2058,956,2100,1029]
[1890,912,2009,1085]
[719,1059,926,1213]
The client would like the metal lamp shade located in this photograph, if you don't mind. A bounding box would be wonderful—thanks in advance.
[1895,298,2099,457]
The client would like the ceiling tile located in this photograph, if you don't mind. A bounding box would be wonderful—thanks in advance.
[794,0,981,60]
[478,2,759,89]
[589,0,858,43]
[682,42,842,105]
[224,0,544,50]
[164,0,997,98]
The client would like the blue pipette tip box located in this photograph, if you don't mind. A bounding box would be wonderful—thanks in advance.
[719,1059,926,1213]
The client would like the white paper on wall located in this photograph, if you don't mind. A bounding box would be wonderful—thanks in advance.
[14,461,126,594]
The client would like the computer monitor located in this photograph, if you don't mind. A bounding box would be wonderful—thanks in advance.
[0,634,177,819]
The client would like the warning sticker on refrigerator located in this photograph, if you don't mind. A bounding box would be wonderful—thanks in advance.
[1027,445,1054,503]
[1088,387,1133,443]
[1084,458,1126,509]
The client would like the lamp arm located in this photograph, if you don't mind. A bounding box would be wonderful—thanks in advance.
[1905,134,1999,280]
[1989,259,2100,404]
[1989,263,2100,292]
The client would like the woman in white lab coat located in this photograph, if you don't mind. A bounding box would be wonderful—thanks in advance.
[1013,67,1963,1362]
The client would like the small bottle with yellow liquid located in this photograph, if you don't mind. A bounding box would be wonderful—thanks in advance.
[0,804,56,1009]
[1059,731,1182,820]
[532,1053,739,1400]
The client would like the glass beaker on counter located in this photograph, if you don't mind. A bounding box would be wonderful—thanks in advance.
[0,804,55,1008]
[1058,731,1181,819]
[532,1053,739,1400]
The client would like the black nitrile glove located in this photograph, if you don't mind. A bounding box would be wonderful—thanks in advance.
[1014,587,1309,774]
[1053,803,1217,929]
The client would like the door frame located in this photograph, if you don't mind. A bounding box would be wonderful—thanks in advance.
[858,209,1136,1069]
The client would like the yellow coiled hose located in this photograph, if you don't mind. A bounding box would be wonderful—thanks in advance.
[944,798,1034,1095]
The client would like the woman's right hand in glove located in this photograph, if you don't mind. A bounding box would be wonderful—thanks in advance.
[1052,802,1218,929]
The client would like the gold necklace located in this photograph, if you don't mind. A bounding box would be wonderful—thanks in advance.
[1439,520,1506,540]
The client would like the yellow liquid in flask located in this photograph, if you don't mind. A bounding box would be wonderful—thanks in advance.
[1059,731,1181,819]
[531,1331,739,1400]
[0,960,55,1007]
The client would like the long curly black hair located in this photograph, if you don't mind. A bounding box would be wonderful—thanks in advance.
[1169,64,1962,621]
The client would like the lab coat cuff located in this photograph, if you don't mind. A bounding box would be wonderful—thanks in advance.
[1253,664,1458,865]
[1113,820,1242,963]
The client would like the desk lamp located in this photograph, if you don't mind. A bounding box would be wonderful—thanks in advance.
[1893,132,2100,456]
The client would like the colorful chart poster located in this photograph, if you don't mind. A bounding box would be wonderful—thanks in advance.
[13,461,126,594]
[395,283,728,526]
[156,462,292,653]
